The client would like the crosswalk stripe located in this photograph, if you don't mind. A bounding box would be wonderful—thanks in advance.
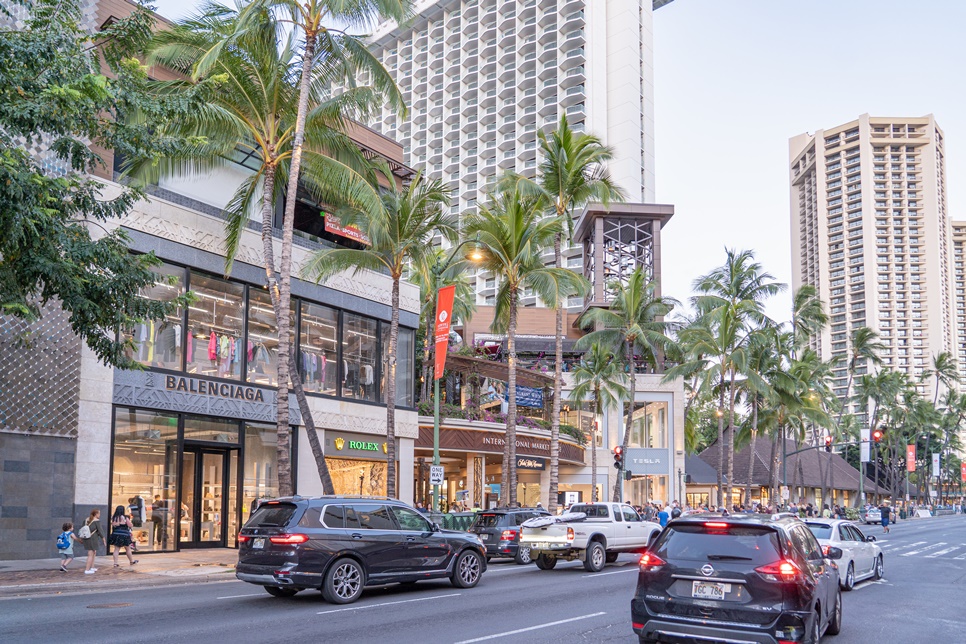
[885,541,925,552]
[926,547,960,558]
[902,542,946,556]
[953,546,966,560]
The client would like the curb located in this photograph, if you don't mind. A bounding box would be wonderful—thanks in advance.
[0,569,237,599]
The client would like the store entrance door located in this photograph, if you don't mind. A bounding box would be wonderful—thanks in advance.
[180,446,232,548]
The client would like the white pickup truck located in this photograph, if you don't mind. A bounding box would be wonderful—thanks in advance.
[519,502,662,572]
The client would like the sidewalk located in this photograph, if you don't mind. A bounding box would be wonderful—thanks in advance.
[0,549,238,598]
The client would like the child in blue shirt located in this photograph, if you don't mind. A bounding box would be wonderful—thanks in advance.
[57,522,76,572]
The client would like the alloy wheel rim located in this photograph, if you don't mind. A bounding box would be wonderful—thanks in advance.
[519,546,531,563]
[592,545,604,567]
[334,563,361,599]
[459,554,480,583]
[847,564,853,588]
[877,558,883,578]
[812,612,821,643]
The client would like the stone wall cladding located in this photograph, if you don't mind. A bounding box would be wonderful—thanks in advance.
[0,434,78,560]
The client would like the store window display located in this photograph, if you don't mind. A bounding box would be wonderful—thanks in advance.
[343,313,378,402]
[299,302,339,396]
[246,289,295,387]
[123,262,184,370]
[186,271,245,380]
[381,326,415,407]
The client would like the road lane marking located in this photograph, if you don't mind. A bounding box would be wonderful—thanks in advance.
[316,593,461,615]
[581,568,638,578]
[902,542,945,556]
[216,593,266,600]
[453,612,608,643]
[926,547,960,558]
[954,546,966,559]
[885,540,925,552]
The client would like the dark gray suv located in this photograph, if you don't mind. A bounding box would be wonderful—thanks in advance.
[469,507,550,564]
[236,496,487,604]
[632,514,843,644]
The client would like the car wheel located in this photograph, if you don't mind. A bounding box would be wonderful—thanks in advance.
[873,555,884,580]
[514,545,533,565]
[583,542,606,573]
[842,562,855,591]
[810,609,822,644]
[605,552,619,564]
[322,558,365,605]
[534,554,557,570]
[264,586,298,598]
[826,590,843,636]
[451,550,483,588]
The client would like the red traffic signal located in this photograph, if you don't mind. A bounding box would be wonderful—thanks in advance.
[872,429,883,443]
[824,436,832,452]
[613,445,624,470]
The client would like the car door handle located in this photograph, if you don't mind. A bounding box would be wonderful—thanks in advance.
[351,533,363,539]
[407,536,417,542]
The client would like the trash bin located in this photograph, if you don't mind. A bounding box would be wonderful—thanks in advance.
[899,508,907,520]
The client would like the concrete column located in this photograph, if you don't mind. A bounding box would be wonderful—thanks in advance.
[539,464,551,508]
[297,427,325,496]
[75,346,114,507]
[465,453,476,508]
[398,438,414,504]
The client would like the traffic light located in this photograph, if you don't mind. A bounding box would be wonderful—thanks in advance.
[872,429,883,443]
[824,435,832,452]
[613,445,624,470]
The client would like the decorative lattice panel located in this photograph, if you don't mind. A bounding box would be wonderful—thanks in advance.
[0,302,82,437]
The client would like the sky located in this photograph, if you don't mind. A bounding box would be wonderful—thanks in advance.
[150,0,966,323]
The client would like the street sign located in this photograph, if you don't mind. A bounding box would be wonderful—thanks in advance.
[429,465,444,486]
[860,428,870,462]
[781,486,789,500]
[932,454,940,478]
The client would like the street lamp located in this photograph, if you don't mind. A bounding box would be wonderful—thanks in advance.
[431,237,483,512]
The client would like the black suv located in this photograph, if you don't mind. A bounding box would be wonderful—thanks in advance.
[469,507,550,564]
[236,496,487,604]
[632,514,843,644]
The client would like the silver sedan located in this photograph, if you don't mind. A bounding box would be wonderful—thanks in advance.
[806,519,884,591]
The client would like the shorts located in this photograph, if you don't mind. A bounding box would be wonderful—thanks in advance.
[59,549,73,559]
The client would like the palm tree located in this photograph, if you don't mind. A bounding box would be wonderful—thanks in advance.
[838,326,886,422]
[741,328,777,506]
[506,114,623,512]
[689,249,784,507]
[464,187,583,506]
[569,343,628,503]
[147,4,387,495]
[304,175,457,497]
[577,267,676,502]
[922,351,959,405]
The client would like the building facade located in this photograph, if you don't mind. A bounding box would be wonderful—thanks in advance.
[789,115,954,411]
[365,0,663,310]
[951,221,966,382]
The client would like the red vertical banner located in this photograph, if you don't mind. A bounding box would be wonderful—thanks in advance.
[961,462,966,483]
[906,444,917,473]
[434,285,456,380]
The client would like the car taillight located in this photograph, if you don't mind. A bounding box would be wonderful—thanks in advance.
[639,553,666,569]
[567,527,575,543]
[269,533,309,545]
[501,530,517,541]
[704,522,729,529]
[822,545,830,556]
[755,559,802,582]
[237,534,250,543]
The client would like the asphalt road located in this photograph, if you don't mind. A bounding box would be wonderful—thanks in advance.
[1,515,964,643]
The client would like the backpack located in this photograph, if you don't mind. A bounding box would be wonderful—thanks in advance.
[78,522,92,539]
[56,531,71,549]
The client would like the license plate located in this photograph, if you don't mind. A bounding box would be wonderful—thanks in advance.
[692,581,728,600]
[531,542,550,549]
[253,538,266,550]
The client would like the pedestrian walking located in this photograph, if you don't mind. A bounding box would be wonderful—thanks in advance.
[79,509,105,574]
[56,522,77,572]
[658,504,670,527]
[879,501,891,534]
[108,505,139,568]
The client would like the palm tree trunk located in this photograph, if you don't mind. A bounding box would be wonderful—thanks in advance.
[726,371,737,509]
[288,353,334,493]
[422,300,433,402]
[745,398,758,507]
[505,287,519,506]
[592,386,600,503]
[615,338,635,503]
[716,368,725,508]
[275,31,317,495]
[769,429,780,503]
[549,232,563,513]
[385,275,400,498]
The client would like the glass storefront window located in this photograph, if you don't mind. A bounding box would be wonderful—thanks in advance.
[343,313,378,402]
[382,326,415,407]
[629,401,668,449]
[327,457,387,496]
[111,409,179,552]
[299,302,339,396]
[184,416,239,443]
[246,289,295,387]
[244,422,279,518]
[123,262,185,370]
[186,271,245,380]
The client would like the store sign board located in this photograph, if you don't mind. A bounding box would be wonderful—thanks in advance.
[326,431,395,460]
[416,426,584,464]
[324,213,371,246]
[516,457,545,471]
[504,385,544,408]
[624,448,668,476]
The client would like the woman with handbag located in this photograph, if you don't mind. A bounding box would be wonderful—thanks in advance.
[79,509,105,575]
[108,505,139,568]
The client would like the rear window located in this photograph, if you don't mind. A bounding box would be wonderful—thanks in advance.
[805,523,833,540]
[655,524,782,566]
[571,505,608,518]
[246,503,298,528]
[472,513,505,529]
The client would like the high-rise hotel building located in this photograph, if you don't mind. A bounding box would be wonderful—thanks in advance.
[790,114,953,408]
[951,222,966,383]
[365,0,666,309]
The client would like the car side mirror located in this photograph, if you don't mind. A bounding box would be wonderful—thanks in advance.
[430,522,440,533]
[826,546,844,560]
[866,535,876,543]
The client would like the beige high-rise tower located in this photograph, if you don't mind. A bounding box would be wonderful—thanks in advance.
[790,114,954,409]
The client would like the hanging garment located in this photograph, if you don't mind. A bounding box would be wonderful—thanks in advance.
[362,364,374,385]
[320,354,326,383]
[146,320,156,362]
[187,333,193,363]
[248,341,254,363]
[208,333,217,360]
[173,324,182,348]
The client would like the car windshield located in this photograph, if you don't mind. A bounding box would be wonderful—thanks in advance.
[472,514,504,529]
[805,523,833,539]
[655,524,782,566]
[246,503,298,528]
